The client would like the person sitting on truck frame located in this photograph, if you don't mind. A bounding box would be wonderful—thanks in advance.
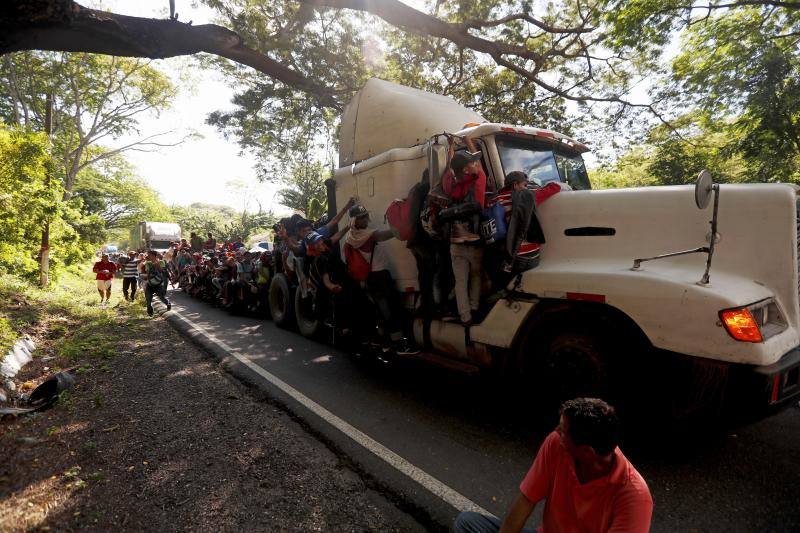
[204,232,217,251]
[442,144,487,326]
[344,204,419,355]
[190,231,203,252]
[454,398,653,533]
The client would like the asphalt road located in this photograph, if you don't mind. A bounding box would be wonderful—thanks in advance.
[165,289,800,532]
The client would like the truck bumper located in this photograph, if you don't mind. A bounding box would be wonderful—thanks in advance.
[751,346,800,413]
[656,346,800,424]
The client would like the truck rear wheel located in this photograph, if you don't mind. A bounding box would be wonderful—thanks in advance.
[295,289,322,338]
[269,273,295,328]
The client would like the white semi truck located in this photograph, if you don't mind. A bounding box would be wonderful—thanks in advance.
[273,79,800,422]
[131,221,182,253]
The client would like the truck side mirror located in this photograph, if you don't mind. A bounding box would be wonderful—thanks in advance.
[425,141,448,187]
[631,169,721,286]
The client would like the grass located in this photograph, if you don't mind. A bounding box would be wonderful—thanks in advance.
[0,266,150,371]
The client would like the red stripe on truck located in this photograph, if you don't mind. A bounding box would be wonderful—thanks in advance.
[566,292,606,303]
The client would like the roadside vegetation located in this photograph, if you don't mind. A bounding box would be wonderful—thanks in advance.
[0,266,148,374]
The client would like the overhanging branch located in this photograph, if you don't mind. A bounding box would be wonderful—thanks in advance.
[1,0,341,110]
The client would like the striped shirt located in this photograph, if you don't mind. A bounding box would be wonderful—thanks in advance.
[122,258,139,278]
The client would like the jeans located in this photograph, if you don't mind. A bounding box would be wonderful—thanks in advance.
[366,270,403,342]
[145,283,170,314]
[122,277,137,300]
[451,244,484,322]
[454,511,535,533]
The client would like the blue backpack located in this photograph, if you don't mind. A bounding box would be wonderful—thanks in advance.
[480,203,507,244]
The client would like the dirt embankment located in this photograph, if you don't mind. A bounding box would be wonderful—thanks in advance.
[0,291,422,531]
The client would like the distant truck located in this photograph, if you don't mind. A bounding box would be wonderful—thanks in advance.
[268,79,800,424]
[131,221,181,253]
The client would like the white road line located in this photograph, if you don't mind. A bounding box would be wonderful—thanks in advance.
[166,307,494,518]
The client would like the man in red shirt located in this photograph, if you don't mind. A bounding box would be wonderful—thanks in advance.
[92,253,117,305]
[455,398,652,533]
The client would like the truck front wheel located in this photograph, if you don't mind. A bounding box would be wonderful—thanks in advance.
[523,324,619,423]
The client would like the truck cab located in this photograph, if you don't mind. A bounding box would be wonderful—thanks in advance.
[323,79,800,423]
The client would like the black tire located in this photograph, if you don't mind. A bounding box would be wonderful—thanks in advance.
[521,322,617,427]
[538,330,612,403]
[295,288,322,338]
[269,273,295,328]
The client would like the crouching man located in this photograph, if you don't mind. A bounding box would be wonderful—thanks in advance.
[455,398,652,533]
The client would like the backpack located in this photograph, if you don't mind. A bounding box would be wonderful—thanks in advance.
[480,203,508,244]
[420,186,450,240]
[385,198,415,241]
[147,261,165,287]
[343,242,373,282]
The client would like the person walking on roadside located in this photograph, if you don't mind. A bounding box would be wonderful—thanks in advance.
[454,398,653,533]
[143,250,171,317]
[120,250,140,301]
[92,253,117,305]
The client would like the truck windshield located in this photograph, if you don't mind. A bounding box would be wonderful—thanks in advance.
[496,136,591,190]
[150,240,172,250]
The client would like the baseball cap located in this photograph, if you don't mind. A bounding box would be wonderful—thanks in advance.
[451,150,482,175]
[349,204,369,218]
[303,231,324,246]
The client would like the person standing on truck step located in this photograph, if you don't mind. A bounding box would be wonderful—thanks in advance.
[93,253,117,305]
[442,143,487,326]
[143,250,171,317]
[454,398,653,533]
[121,250,140,301]
[344,204,420,356]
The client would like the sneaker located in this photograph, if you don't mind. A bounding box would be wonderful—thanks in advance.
[166,302,172,311]
[394,339,421,356]
[147,308,154,317]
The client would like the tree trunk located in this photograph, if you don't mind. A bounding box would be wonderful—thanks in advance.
[39,93,52,287]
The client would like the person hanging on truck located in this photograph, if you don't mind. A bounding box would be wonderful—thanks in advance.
[344,204,420,355]
[484,171,563,287]
[92,253,117,305]
[442,144,487,326]
[307,231,361,337]
[454,398,653,533]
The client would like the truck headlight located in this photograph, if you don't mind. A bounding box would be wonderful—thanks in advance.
[719,299,787,343]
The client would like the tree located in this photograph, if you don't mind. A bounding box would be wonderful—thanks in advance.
[275,159,328,216]
[170,202,276,243]
[72,153,172,238]
[0,51,178,199]
[0,125,63,279]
